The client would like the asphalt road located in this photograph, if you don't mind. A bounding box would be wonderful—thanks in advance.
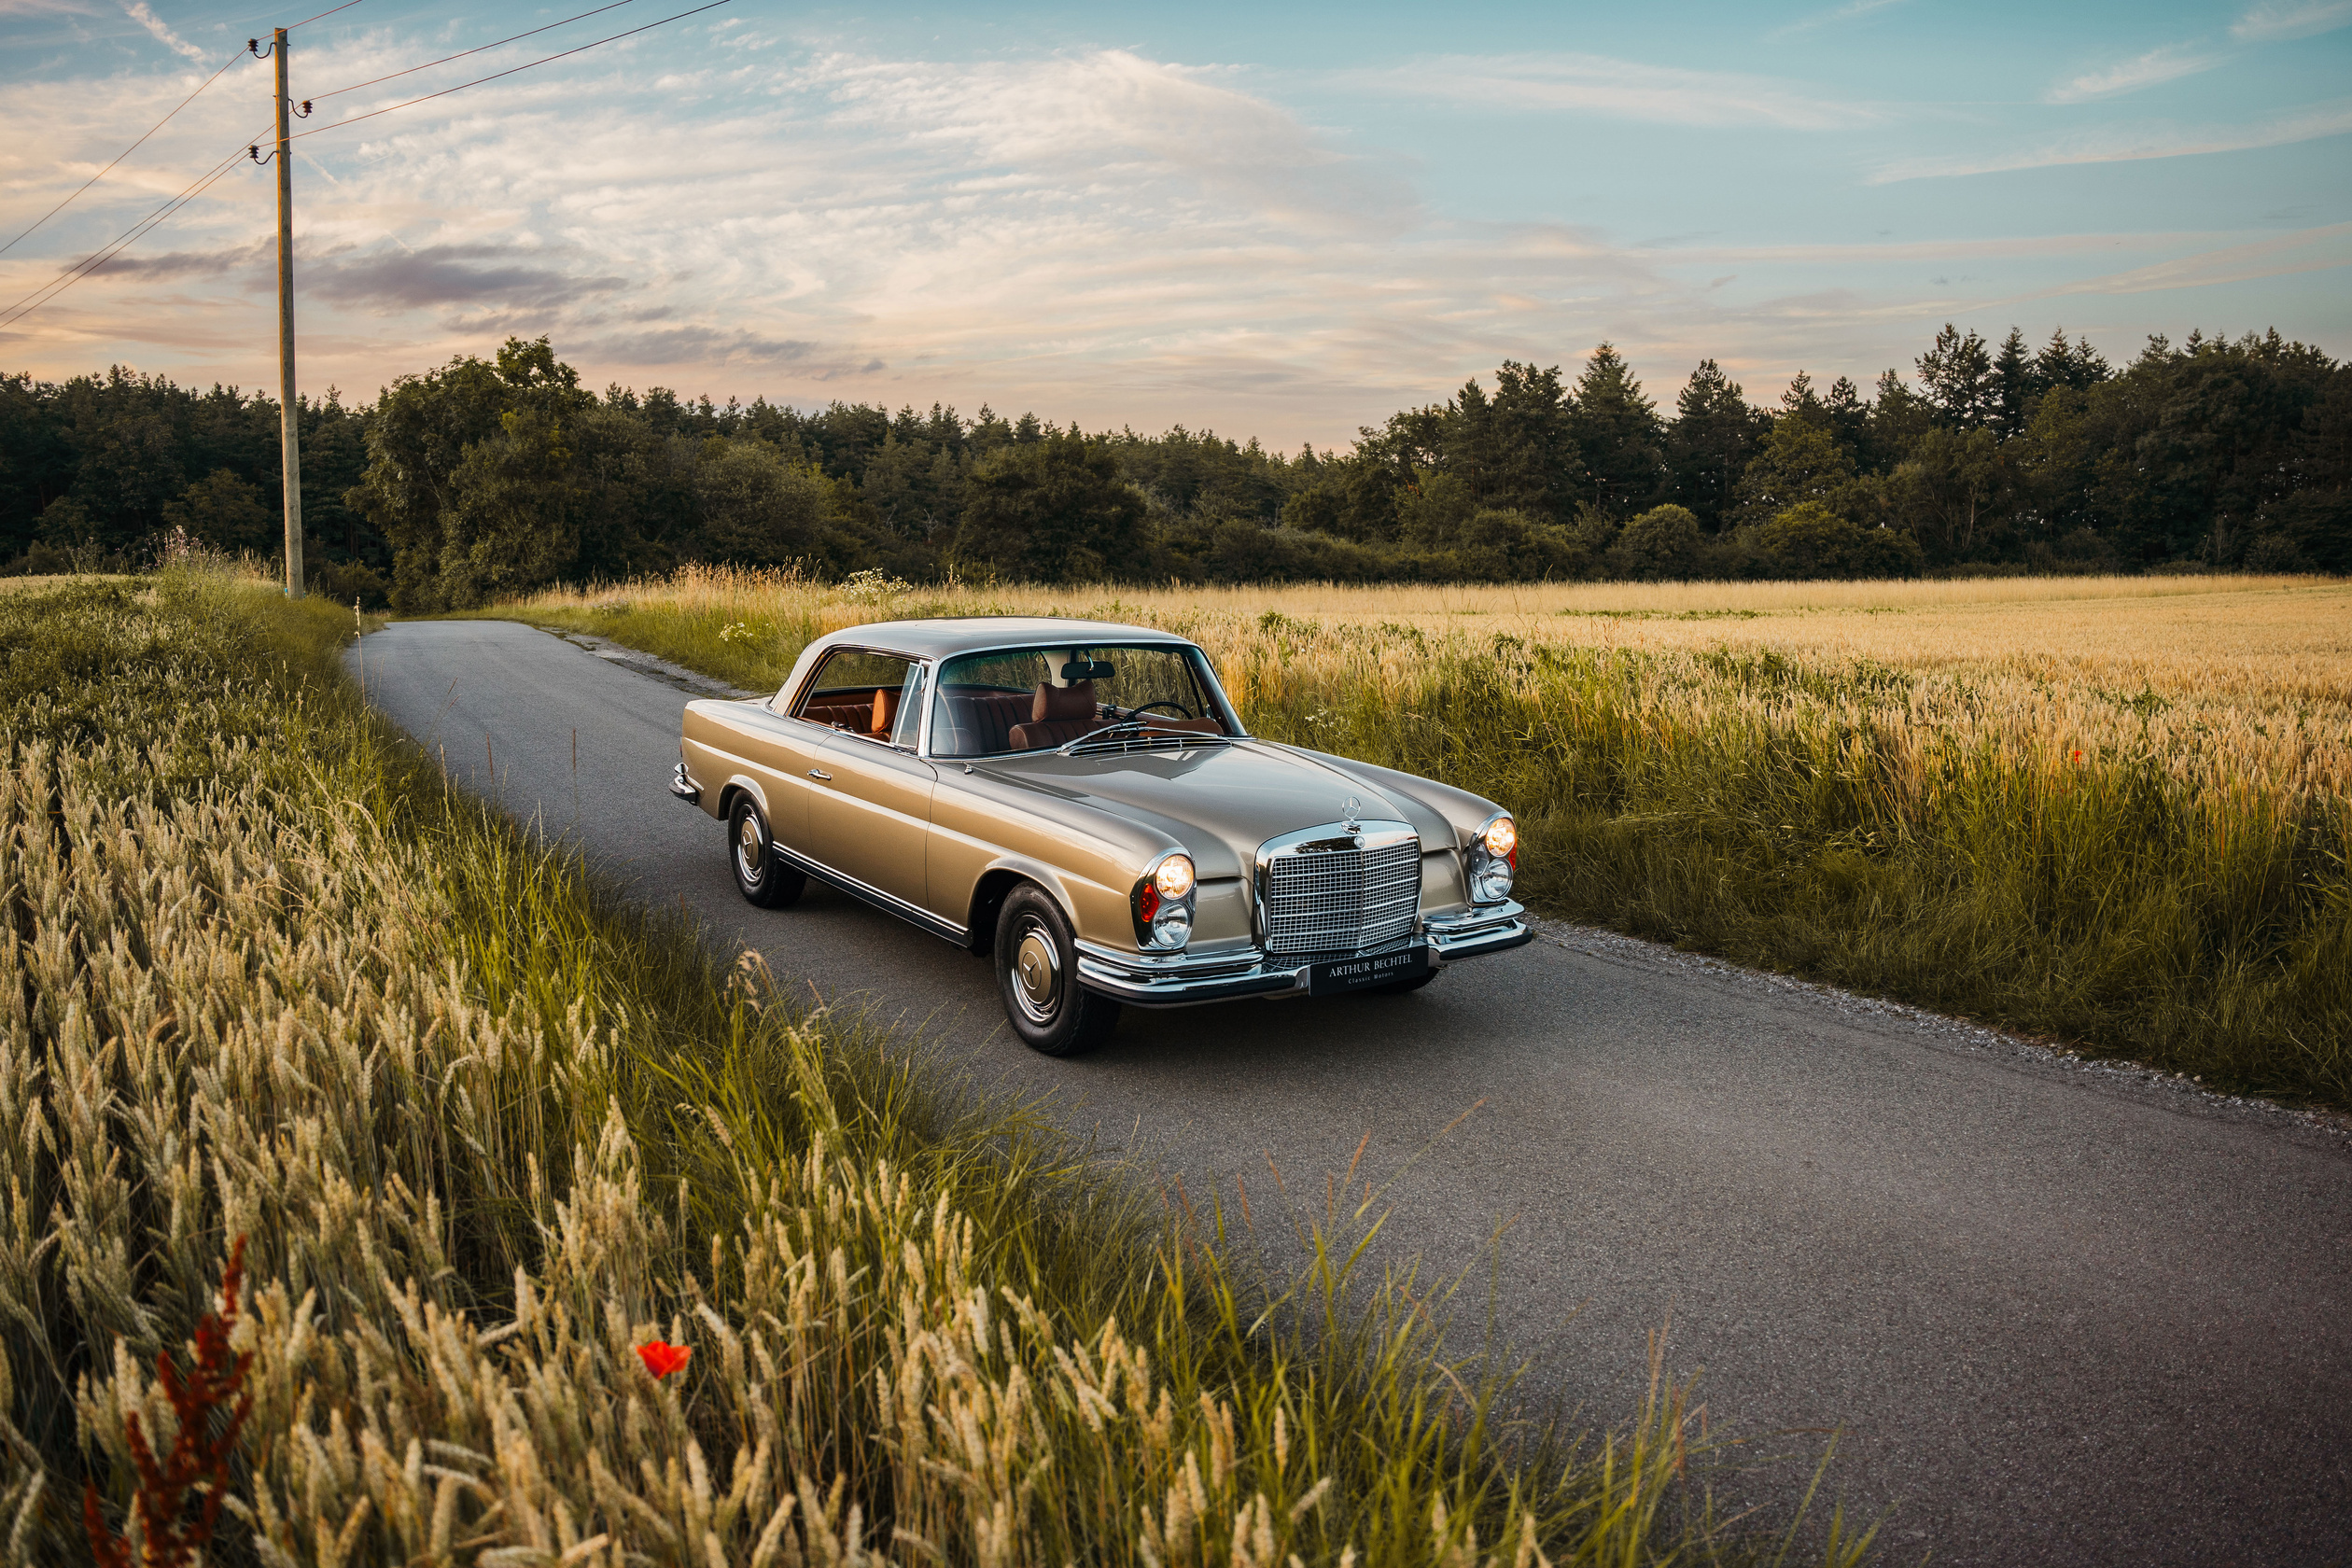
[354,619,2352,1568]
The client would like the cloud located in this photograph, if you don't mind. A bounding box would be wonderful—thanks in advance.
[573,325,837,368]
[1871,99,2352,180]
[1350,53,1876,130]
[2025,222,2352,299]
[5,28,2343,447]
[91,239,267,280]
[2044,46,2219,104]
[2232,0,2352,40]
[1772,0,1911,37]
[119,0,207,63]
[301,244,626,310]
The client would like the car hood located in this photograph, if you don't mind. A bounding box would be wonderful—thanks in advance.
[979,739,1454,879]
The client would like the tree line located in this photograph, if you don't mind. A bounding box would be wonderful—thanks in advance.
[4,322,2345,603]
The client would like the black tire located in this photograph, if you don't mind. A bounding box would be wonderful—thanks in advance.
[728,795,805,908]
[995,884,1122,1055]
[1371,971,1438,995]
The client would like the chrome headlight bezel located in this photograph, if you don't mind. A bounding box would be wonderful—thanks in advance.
[1131,852,1199,949]
[1466,814,1517,904]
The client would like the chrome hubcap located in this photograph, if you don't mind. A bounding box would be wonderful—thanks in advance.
[1013,923,1060,1023]
[735,811,763,881]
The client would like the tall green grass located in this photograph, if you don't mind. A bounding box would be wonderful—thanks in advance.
[0,576,1870,1564]
[1231,626,2351,1106]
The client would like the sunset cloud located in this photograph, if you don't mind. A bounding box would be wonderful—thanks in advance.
[1,3,2344,445]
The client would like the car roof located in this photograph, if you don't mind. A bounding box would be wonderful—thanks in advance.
[811,616,1197,661]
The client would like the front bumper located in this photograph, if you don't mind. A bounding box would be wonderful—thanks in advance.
[1074,899,1531,1008]
[669,761,701,804]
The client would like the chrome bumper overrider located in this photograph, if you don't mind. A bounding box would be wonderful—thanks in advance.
[1074,900,1530,1007]
[668,762,700,804]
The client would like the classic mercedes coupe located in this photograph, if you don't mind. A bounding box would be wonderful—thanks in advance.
[671,617,1529,1054]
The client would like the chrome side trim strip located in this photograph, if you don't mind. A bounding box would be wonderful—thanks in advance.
[772,845,972,946]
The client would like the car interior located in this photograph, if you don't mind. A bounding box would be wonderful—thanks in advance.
[790,650,921,746]
[931,646,1230,758]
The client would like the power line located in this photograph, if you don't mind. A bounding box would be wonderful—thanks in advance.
[305,0,642,105]
[287,0,366,28]
[0,0,731,330]
[0,48,251,260]
[292,0,732,142]
[0,133,265,331]
[0,0,367,260]
[0,0,369,261]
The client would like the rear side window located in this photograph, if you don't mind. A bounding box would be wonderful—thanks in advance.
[791,649,919,741]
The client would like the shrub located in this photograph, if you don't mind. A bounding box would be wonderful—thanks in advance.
[1609,504,1704,581]
[1759,502,1924,579]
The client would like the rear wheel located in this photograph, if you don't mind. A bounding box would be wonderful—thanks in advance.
[729,795,805,908]
[996,884,1122,1055]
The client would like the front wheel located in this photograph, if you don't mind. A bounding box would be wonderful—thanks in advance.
[729,796,805,908]
[996,884,1122,1055]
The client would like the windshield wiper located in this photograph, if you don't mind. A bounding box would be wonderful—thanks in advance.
[1057,721,1234,757]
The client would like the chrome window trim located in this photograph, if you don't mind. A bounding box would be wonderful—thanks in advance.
[1252,819,1419,954]
[785,644,931,732]
[918,639,1248,761]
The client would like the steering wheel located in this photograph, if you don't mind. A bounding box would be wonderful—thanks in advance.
[1129,700,1196,721]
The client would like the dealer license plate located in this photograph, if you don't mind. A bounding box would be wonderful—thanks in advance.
[1308,944,1430,998]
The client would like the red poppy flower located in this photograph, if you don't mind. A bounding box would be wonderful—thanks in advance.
[2071,749,2082,763]
[637,1340,692,1379]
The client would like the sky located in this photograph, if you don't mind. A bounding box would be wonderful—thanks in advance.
[2,0,2348,448]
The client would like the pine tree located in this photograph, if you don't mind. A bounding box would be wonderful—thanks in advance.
[1779,370,1826,424]
[2034,328,2111,393]
[1567,344,1664,516]
[1993,327,2033,439]
[1663,359,1759,529]
[1916,324,1997,428]
[1825,375,1869,455]
[1862,369,1932,470]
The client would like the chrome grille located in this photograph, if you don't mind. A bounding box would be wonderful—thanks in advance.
[1262,831,1421,956]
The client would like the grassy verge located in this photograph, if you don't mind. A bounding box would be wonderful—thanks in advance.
[0,573,1869,1565]
[478,567,2350,1109]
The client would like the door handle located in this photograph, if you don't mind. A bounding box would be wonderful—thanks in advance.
[808,768,833,781]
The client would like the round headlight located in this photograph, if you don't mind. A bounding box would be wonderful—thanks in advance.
[1150,903,1193,946]
[1472,857,1515,903]
[1483,816,1517,860]
[1155,854,1196,901]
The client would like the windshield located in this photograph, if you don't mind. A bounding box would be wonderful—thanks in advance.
[930,643,1240,759]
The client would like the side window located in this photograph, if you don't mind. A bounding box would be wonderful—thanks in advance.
[890,665,927,749]
[791,649,917,739]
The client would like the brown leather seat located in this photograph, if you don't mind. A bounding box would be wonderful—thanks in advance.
[873,685,901,735]
[1008,681,1105,751]
[801,699,871,731]
[939,692,1031,754]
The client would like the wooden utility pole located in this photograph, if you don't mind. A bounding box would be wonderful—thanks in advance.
[272,27,302,598]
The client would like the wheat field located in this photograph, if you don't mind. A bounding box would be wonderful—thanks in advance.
[484,567,2352,1104]
[0,573,1871,1565]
